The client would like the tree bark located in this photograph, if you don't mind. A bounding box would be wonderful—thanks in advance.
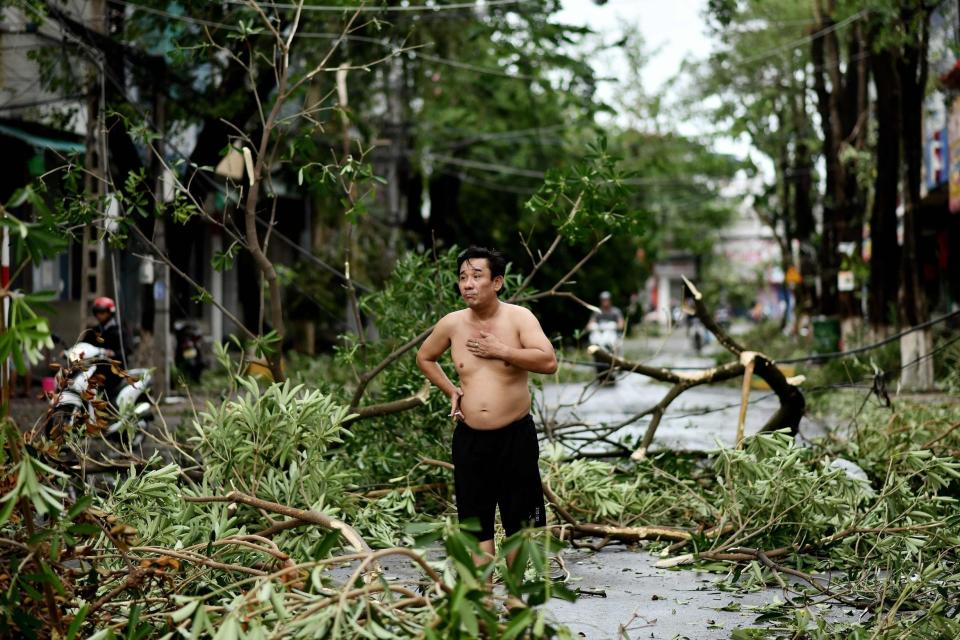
[810,8,841,316]
[868,46,902,332]
[897,5,934,389]
[792,82,817,319]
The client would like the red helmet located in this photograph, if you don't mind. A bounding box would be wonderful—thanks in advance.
[92,296,116,314]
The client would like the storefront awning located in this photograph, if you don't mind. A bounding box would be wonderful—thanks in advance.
[0,122,84,153]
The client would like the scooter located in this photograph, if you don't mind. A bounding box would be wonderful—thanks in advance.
[588,319,622,385]
[45,341,153,446]
[173,320,206,382]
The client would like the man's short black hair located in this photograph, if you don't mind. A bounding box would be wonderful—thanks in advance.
[456,246,507,296]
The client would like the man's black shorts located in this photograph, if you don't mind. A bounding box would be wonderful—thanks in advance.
[452,413,546,541]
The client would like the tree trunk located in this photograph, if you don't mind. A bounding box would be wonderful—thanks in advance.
[792,84,817,321]
[898,6,933,390]
[810,7,841,316]
[867,46,901,333]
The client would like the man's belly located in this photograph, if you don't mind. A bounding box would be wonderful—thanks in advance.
[459,372,531,429]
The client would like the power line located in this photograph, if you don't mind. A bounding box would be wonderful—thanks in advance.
[111,2,546,82]
[425,152,737,188]
[0,93,86,111]
[113,0,242,31]
[414,51,535,80]
[730,9,868,67]
[447,169,537,195]
[778,310,960,365]
[254,217,373,292]
[220,0,533,12]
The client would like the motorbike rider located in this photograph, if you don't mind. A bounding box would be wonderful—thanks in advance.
[586,291,625,334]
[79,297,130,402]
[586,291,625,382]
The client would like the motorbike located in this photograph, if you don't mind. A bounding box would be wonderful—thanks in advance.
[173,319,206,382]
[46,340,153,446]
[588,319,622,385]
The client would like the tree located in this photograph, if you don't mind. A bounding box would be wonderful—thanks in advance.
[696,0,823,324]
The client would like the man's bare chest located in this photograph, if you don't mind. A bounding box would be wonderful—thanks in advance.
[449,320,522,373]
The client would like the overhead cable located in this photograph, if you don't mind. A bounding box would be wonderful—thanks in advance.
[220,0,533,13]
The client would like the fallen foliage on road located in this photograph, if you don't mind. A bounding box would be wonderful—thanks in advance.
[3,249,958,638]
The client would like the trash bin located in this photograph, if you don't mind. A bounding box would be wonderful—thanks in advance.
[812,316,841,354]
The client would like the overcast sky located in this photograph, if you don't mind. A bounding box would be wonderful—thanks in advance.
[557,0,763,172]
[555,0,769,191]
[557,0,713,114]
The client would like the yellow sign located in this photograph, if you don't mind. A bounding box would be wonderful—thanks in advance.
[785,265,802,285]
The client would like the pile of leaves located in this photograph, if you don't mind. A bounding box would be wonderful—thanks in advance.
[1,374,575,639]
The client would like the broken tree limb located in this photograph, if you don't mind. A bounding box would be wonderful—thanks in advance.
[588,348,745,460]
[541,481,692,543]
[349,326,435,411]
[184,491,371,554]
[343,382,432,427]
[418,456,455,471]
[361,482,447,499]
[682,276,805,437]
[588,278,805,459]
[736,352,757,449]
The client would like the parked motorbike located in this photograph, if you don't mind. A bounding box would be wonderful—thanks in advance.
[46,340,153,446]
[173,319,206,382]
[589,319,622,385]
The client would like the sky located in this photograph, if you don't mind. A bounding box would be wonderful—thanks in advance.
[556,0,714,121]
[556,0,770,197]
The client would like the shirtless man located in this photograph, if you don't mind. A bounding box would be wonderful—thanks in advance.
[416,246,557,563]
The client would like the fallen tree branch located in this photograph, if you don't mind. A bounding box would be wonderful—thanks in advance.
[184,491,370,554]
[343,382,431,426]
[586,277,806,460]
[512,194,584,299]
[587,349,744,460]
[683,276,805,439]
[362,482,447,499]
[541,481,692,543]
[700,546,864,607]
[131,546,266,576]
[418,456,454,471]
[349,326,435,411]
[736,352,756,449]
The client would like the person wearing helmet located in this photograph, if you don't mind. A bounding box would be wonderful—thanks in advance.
[585,291,624,384]
[81,296,130,400]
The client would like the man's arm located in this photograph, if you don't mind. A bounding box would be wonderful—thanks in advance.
[415,315,463,419]
[469,308,558,374]
[615,308,625,331]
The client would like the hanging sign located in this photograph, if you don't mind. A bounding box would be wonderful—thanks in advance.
[948,96,960,213]
[837,271,855,292]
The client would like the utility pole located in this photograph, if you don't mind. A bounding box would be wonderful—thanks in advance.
[80,0,108,329]
[152,88,171,396]
[385,52,405,257]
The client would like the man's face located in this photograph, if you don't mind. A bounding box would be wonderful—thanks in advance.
[458,258,501,306]
[94,310,110,324]
[600,297,611,311]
